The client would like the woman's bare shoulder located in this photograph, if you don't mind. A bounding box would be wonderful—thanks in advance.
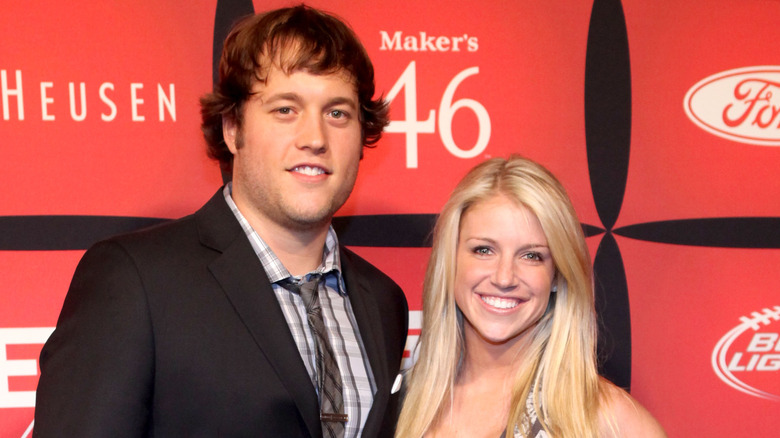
[599,381,668,438]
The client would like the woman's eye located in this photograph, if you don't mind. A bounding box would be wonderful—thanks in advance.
[473,246,492,255]
[522,252,543,261]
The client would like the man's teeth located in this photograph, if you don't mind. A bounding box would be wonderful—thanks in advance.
[294,166,325,176]
[480,295,519,309]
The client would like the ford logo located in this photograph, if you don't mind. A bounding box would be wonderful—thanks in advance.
[684,66,780,146]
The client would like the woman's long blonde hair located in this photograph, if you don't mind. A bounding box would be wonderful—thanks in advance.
[396,156,606,437]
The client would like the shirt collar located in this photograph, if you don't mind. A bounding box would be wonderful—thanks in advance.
[223,183,346,293]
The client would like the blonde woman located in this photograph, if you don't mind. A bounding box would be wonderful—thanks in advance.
[396,156,666,437]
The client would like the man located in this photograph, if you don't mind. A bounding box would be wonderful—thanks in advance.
[34,6,408,438]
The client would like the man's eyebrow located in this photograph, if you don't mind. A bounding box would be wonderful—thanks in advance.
[259,93,358,108]
[325,96,358,109]
[261,92,303,105]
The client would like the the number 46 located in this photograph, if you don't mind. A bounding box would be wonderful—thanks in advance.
[385,61,491,169]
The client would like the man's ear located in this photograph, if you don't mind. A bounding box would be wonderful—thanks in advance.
[222,117,238,154]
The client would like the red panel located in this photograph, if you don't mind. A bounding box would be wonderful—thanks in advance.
[620,1,780,225]
[621,237,780,437]
[0,2,222,218]
[0,251,83,326]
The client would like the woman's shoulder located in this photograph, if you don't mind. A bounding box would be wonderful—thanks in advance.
[599,381,668,438]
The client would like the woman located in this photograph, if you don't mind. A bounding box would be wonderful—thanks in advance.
[396,156,666,437]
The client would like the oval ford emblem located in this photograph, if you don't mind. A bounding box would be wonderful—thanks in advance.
[684,66,780,146]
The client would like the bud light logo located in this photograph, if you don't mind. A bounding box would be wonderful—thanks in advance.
[712,306,780,401]
[684,66,780,146]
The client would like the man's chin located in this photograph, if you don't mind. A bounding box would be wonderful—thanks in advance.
[284,208,338,232]
[285,194,351,230]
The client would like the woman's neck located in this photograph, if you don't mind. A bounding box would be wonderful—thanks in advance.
[458,328,530,384]
[426,340,529,438]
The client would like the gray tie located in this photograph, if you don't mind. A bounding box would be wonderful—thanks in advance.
[285,277,347,438]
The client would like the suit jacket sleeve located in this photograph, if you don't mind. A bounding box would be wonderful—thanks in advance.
[35,239,154,437]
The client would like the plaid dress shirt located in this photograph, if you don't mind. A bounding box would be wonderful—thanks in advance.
[223,184,375,438]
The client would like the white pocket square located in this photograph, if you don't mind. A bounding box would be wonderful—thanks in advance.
[391,373,403,394]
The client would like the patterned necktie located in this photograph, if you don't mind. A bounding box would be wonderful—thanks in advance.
[285,277,347,438]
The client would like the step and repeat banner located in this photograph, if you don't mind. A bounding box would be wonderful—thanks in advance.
[2,0,778,436]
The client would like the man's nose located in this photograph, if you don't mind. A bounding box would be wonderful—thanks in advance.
[297,112,327,154]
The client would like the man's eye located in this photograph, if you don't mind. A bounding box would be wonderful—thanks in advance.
[273,106,295,116]
[330,109,345,118]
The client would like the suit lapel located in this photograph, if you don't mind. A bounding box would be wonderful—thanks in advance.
[341,249,390,434]
[196,190,321,437]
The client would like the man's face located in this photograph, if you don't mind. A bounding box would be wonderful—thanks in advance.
[223,65,363,233]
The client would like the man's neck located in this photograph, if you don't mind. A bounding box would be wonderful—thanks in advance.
[262,224,329,277]
[233,200,330,277]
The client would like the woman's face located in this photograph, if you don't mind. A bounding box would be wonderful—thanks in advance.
[454,194,556,354]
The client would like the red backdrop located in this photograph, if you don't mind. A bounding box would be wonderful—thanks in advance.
[1,1,778,436]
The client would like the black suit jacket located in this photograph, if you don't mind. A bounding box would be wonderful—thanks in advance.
[34,189,409,437]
